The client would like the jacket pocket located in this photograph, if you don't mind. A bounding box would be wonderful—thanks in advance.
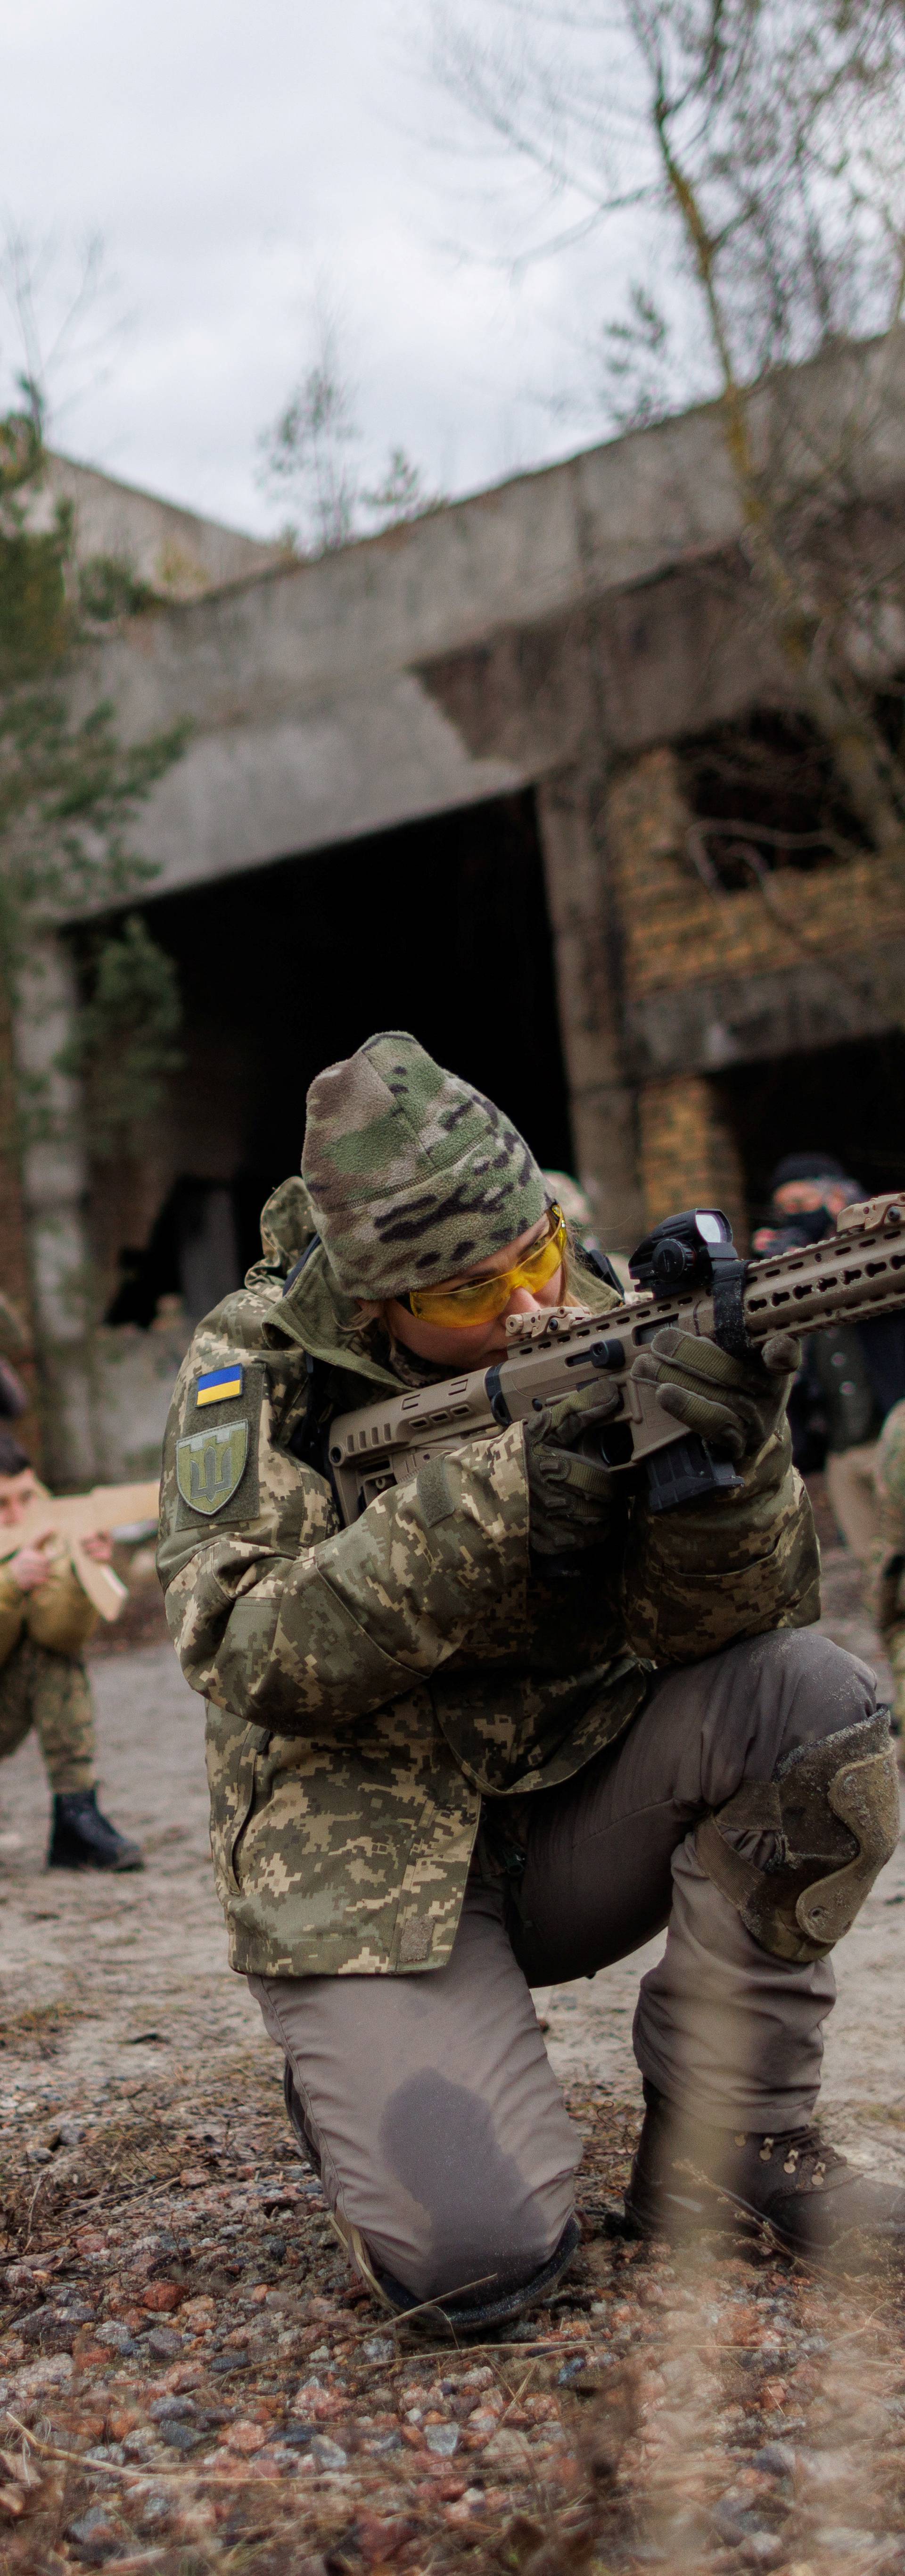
[206,1706,270,1897]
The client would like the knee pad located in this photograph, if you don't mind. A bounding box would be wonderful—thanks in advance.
[695,1711,899,1964]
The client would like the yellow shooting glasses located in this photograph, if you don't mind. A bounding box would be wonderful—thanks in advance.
[404,1204,568,1329]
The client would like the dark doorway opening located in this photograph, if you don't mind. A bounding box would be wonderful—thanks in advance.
[719,1031,905,1228]
[96,788,573,1321]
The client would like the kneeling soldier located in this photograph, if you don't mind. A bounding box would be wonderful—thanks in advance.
[158,1033,904,2328]
[0,1433,143,1870]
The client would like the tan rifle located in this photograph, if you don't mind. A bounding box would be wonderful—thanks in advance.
[328,1193,905,1525]
[0,1480,159,1620]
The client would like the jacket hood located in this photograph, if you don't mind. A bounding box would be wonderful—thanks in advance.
[255,1175,399,1392]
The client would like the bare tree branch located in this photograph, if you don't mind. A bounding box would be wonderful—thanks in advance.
[424,0,905,872]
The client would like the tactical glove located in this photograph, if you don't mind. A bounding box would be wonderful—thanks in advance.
[523,1378,622,1555]
[630,1326,801,1463]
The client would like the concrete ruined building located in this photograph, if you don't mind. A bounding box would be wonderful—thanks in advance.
[4,335,905,1483]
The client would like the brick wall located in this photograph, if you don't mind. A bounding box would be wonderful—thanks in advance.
[638,1072,749,1249]
[607,746,905,1000]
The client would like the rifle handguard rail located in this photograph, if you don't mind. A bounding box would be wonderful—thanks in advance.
[327,1193,905,1526]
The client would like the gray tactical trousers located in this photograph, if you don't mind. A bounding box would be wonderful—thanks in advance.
[250,1630,883,2306]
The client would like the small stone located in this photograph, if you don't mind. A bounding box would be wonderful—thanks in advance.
[814,2533,879,2558]
[59,2120,83,2147]
[224,2421,269,2455]
[66,2507,117,2564]
[145,2327,183,2360]
[754,2442,796,2477]
[425,2422,460,2456]
[714,2501,765,2545]
[158,2419,201,2451]
[149,2395,195,2420]
[310,2434,348,2470]
[95,2321,136,2353]
[13,2352,74,2393]
[290,2377,340,2420]
[362,2333,395,2362]
[481,2428,533,2473]
[142,2280,181,2313]
[557,2353,606,2390]
[123,2431,157,2460]
[136,2490,171,2529]
[369,2431,403,2453]
[21,2307,79,2353]
[25,2142,52,2165]
[179,2295,216,2327]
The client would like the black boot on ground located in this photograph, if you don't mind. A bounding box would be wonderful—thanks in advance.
[48,1788,143,1872]
[625,2079,905,2271]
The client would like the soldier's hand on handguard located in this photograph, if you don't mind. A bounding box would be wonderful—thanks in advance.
[630,1328,801,1462]
[524,1379,623,1555]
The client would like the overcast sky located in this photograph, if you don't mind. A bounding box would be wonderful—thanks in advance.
[0,0,618,538]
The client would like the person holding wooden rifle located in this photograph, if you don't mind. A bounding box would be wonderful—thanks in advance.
[158,1032,905,2331]
[0,1428,143,1872]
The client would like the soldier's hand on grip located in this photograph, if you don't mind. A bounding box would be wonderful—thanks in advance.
[523,1378,623,1555]
[630,1327,801,1463]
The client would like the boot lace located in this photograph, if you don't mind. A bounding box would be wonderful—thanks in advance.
[746,2122,848,2195]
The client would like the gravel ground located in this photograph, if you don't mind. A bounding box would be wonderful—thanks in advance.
[0,1538,904,2574]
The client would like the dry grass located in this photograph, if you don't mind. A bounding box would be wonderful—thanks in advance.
[2,2069,905,2575]
[0,2002,98,2062]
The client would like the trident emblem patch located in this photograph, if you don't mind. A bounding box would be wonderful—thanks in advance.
[176,1421,249,1516]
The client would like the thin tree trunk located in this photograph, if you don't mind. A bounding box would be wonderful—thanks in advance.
[655,106,905,865]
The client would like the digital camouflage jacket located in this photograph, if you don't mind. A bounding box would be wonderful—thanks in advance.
[156,1178,821,1981]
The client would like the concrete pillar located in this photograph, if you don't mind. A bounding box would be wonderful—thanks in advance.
[535,768,646,1254]
[13,936,99,1487]
[638,1073,749,1249]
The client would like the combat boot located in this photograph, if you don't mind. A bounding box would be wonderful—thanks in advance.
[625,2081,905,2271]
[48,1788,143,1872]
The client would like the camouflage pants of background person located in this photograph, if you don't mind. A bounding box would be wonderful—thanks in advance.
[826,1440,882,1566]
[874,1398,905,1727]
[0,1639,96,1794]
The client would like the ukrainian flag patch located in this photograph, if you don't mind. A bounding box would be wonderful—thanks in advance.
[196,1364,244,1408]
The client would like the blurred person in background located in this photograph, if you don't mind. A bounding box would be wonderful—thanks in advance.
[0,1288,31,1429]
[753,1152,905,1572]
[0,1429,143,1871]
[870,1389,905,1734]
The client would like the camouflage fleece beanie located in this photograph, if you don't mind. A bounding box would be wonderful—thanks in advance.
[302,1031,547,1296]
